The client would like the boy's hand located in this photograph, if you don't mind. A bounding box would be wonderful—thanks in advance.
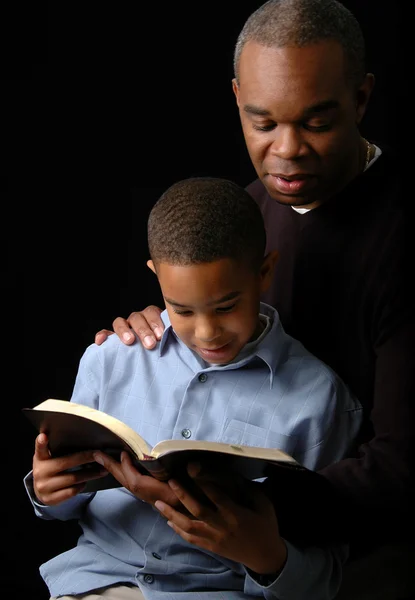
[32,433,108,506]
[154,462,287,576]
[93,450,185,511]
[94,305,164,348]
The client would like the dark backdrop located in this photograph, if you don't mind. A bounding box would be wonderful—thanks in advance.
[2,2,406,598]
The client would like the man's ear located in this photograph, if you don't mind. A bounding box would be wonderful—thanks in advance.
[356,72,375,124]
[232,78,240,107]
[259,251,279,294]
[147,259,157,275]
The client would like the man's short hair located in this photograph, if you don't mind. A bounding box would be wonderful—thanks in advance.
[148,177,266,270]
[233,0,366,88]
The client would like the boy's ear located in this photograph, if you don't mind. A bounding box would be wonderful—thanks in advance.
[147,259,157,275]
[259,251,279,293]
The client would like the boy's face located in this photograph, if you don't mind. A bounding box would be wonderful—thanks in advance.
[148,255,276,365]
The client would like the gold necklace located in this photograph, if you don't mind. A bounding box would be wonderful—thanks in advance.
[363,138,373,169]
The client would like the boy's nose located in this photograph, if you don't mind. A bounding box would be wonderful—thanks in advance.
[195,318,221,343]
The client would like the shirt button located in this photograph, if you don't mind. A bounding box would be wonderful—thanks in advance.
[198,373,208,382]
[181,428,191,439]
[152,552,161,560]
[144,574,154,584]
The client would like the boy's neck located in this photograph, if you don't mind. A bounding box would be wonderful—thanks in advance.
[249,316,266,343]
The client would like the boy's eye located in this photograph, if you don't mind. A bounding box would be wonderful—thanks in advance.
[216,304,236,313]
[173,309,193,316]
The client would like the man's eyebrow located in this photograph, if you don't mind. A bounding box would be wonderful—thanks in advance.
[165,291,241,308]
[243,104,272,117]
[303,100,339,116]
[243,99,339,118]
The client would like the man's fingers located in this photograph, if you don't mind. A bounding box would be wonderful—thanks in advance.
[96,306,164,349]
[123,307,164,349]
[111,317,137,345]
[94,329,114,345]
[138,305,164,339]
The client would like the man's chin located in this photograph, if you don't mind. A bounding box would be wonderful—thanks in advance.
[264,188,312,207]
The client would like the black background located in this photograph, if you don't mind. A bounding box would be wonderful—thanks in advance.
[2,2,407,598]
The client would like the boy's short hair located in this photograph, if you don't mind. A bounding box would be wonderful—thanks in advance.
[148,177,266,270]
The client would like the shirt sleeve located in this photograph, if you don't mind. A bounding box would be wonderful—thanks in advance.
[298,374,363,472]
[243,540,348,599]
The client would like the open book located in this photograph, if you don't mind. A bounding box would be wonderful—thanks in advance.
[23,398,305,493]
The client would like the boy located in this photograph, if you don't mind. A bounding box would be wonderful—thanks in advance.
[25,177,362,599]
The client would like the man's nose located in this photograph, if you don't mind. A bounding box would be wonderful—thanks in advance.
[270,126,303,161]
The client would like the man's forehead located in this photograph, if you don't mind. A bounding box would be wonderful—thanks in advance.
[237,40,349,108]
[238,40,347,83]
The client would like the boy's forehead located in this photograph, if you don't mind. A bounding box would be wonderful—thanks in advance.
[155,259,257,306]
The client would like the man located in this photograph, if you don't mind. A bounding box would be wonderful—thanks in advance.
[95,1,415,598]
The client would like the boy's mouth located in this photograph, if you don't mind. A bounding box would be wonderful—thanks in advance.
[196,342,233,362]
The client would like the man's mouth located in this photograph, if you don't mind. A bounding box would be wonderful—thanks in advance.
[267,172,316,194]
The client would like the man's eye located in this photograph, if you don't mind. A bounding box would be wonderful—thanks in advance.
[304,121,331,132]
[216,304,236,313]
[252,123,275,132]
[173,309,192,316]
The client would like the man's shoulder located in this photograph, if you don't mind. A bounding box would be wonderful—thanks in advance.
[262,305,346,386]
[245,177,267,200]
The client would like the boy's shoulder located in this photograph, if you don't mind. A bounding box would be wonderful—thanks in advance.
[81,309,174,366]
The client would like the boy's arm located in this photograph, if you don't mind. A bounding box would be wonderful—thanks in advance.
[244,540,347,600]
[23,470,92,521]
[155,464,347,600]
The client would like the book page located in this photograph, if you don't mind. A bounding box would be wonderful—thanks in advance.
[152,438,298,464]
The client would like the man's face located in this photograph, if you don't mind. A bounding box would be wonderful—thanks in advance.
[150,258,269,365]
[233,40,372,208]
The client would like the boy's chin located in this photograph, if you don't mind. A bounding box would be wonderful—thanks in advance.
[196,343,239,365]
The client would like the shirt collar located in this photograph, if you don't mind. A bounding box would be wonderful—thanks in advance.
[158,310,174,356]
[158,302,284,388]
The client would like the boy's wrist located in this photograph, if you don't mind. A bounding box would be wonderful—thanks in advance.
[245,538,288,578]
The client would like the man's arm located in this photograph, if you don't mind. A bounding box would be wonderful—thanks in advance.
[265,320,415,546]
[319,320,415,543]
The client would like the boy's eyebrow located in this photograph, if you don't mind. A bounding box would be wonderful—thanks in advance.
[165,291,241,308]
[243,99,339,118]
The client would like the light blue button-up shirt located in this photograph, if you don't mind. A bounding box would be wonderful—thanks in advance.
[24,303,362,599]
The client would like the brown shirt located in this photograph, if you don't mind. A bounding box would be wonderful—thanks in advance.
[247,146,415,543]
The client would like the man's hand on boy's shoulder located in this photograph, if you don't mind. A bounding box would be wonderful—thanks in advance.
[95,305,164,349]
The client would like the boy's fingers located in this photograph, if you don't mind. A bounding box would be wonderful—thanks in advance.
[34,433,50,459]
